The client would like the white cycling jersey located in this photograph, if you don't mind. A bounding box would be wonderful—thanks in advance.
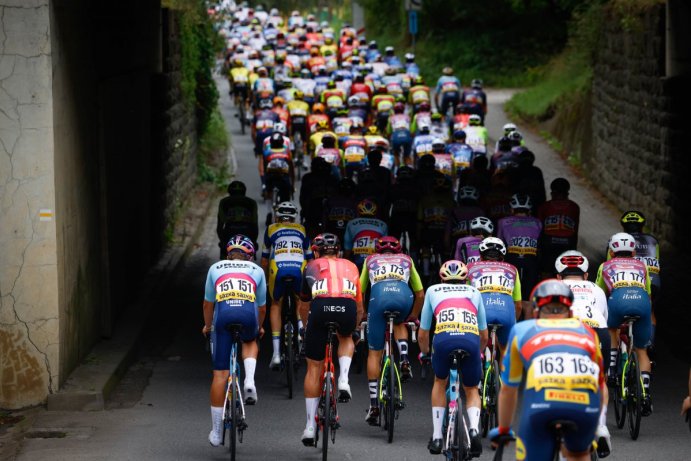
[562,279,608,329]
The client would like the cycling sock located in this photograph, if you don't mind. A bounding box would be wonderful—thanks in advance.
[297,319,304,332]
[272,333,280,357]
[243,358,257,384]
[467,406,480,431]
[338,356,352,381]
[211,406,223,433]
[369,380,378,406]
[641,371,651,390]
[432,406,445,439]
[397,340,409,361]
[305,397,319,429]
[599,405,608,427]
[609,349,618,370]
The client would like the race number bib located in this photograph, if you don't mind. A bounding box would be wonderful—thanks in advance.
[353,235,375,255]
[216,276,256,303]
[469,271,514,296]
[528,352,599,393]
[434,307,479,335]
[344,146,365,163]
[371,263,406,283]
[256,119,274,130]
[507,237,538,256]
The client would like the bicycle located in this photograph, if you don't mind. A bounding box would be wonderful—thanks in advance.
[311,322,341,461]
[611,315,645,440]
[480,323,502,438]
[279,276,302,399]
[360,312,418,443]
[233,84,248,135]
[443,349,472,461]
[221,323,248,461]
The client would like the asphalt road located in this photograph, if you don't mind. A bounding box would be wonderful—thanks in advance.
[15,77,690,461]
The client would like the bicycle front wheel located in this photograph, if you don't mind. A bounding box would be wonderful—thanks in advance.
[613,354,626,429]
[627,352,642,440]
[230,378,238,461]
[322,376,331,461]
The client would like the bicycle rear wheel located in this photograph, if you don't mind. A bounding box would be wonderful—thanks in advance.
[386,360,396,443]
[238,104,246,135]
[230,376,238,461]
[322,376,331,461]
[487,359,500,435]
[285,324,294,399]
[454,404,468,461]
[627,352,642,440]
[613,354,626,429]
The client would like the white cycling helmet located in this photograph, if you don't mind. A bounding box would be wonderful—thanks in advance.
[273,121,287,134]
[470,216,494,235]
[458,186,480,202]
[555,250,589,275]
[479,237,506,256]
[608,232,636,255]
[503,123,517,134]
[468,114,482,126]
[509,193,532,210]
[275,201,298,220]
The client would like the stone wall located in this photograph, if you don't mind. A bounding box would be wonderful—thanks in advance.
[590,3,688,253]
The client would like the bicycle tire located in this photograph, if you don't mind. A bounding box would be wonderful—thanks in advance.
[627,352,642,440]
[489,359,501,433]
[387,360,396,443]
[285,323,294,399]
[230,370,238,461]
[455,404,469,461]
[613,353,626,429]
[240,107,246,135]
[322,375,331,461]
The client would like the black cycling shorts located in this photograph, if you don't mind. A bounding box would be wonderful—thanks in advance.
[304,297,357,361]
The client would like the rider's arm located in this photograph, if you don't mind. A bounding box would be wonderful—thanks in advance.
[249,200,259,243]
[216,200,226,240]
[260,229,271,276]
[476,294,488,351]
[594,264,607,293]
[256,271,268,336]
[258,154,265,176]
[418,292,434,354]
[359,262,370,294]
[408,263,425,319]
[202,300,214,335]
[497,330,523,430]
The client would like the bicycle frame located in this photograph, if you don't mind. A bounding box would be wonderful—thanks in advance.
[445,350,471,460]
[316,323,340,460]
[222,326,247,459]
[280,277,301,399]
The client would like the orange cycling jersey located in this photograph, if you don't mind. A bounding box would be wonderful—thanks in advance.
[300,257,362,302]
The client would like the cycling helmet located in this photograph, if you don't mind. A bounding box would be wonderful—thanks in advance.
[273,122,287,134]
[227,180,247,196]
[327,80,336,89]
[311,232,340,254]
[418,123,430,134]
[414,75,424,85]
[321,133,337,148]
[431,111,443,121]
[458,186,480,202]
[470,216,494,236]
[621,210,645,226]
[257,66,268,76]
[259,98,273,109]
[418,153,436,170]
[550,177,570,194]
[453,130,466,141]
[471,78,483,89]
[468,114,482,126]
[368,40,377,49]
[385,46,394,54]
[439,260,468,282]
[393,102,405,114]
[367,125,379,135]
[479,237,506,257]
[418,101,431,112]
[269,132,285,148]
[497,136,512,152]
[275,201,299,221]
[502,123,517,135]
[531,279,574,312]
[338,177,356,195]
[375,236,402,254]
[357,198,378,216]
[312,103,325,114]
[404,52,415,62]
[348,95,360,107]
[396,165,415,182]
[442,66,453,76]
[508,130,523,143]
[226,234,256,258]
[608,232,636,255]
[273,96,285,106]
[317,119,330,130]
[509,193,532,211]
[431,138,446,153]
[555,250,589,275]
[294,90,304,99]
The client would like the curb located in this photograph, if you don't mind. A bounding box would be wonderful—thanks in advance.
[45,183,219,412]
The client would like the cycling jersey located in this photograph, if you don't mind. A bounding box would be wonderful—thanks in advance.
[420,283,487,384]
[412,134,435,158]
[497,215,542,300]
[261,222,312,300]
[629,232,661,290]
[536,199,580,270]
[502,318,603,461]
[562,280,608,329]
[360,253,424,350]
[467,260,522,347]
[300,257,361,360]
[216,196,259,252]
[454,236,482,264]
[205,259,267,369]
[448,143,474,175]
[464,126,488,155]
[446,205,485,244]
[595,257,652,348]
[343,217,388,270]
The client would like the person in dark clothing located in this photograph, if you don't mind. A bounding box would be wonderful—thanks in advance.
[299,157,336,238]
[216,181,259,259]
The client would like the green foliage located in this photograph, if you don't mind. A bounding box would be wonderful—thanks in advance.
[197,109,230,188]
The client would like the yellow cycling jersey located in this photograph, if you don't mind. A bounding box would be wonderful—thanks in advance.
[230,67,250,84]
[286,100,310,117]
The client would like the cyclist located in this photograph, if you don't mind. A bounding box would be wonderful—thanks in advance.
[435,66,461,116]
[307,102,330,135]
[408,75,431,114]
[595,232,654,415]
[324,178,358,243]
[371,85,395,133]
[412,124,435,163]
[418,260,487,456]
[448,130,474,180]
[229,59,250,106]
[387,101,413,166]
[216,181,259,259]
[497,193,542,318]
[286,90,310,144]
[308,119,336,158]
[464,114,488,157]
[298,157,336,238]
[259,132,294,204]
[298,233,364,445]
[619,210,661,351]
[490,279,605,461]
[417,176,455,278]
[203,235,267,446]
[445,185,485,253]
[260,202,313,369]
[537,177,580,279]
[460,79,487,122]
[341,123,368,178]
[360,236,425,423]
[388,166,419,253]
[411,101,432,136]
[466,237,522,356]
[343,198,388,271]
[314,132,344,179]
[454,216,494,265]
[252,98,280,157]
[555,250,612,457]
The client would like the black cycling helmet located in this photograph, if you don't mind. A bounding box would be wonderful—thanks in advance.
[550,177,570,194]
[396,165,415,182]
[418,154,436,171]
[530,279,574,315]
[311,232,340,255]
[269,132,284,149]
[227,180,246,196]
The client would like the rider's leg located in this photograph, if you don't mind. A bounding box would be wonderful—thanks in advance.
[337,333,354,383]
[431,377,448,439]
[463,385,481,432]
[367,349,384,407]
[270,297,283,362]
[303,358,322,432]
